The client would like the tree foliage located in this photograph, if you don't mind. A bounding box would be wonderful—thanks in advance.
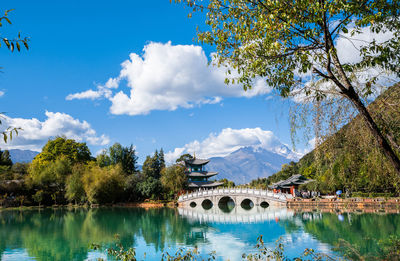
[32,137,91,166]
[1,139,178,205]
[65,164,86,204]
[0,9,29,143]
[0,150,12,166]
[82,163,125,204]
[28,157,72,189]
[0,9,29,53]
[97,143,138,175]
[259,85,400,194]
[175,0,400,174]
[161,164,187,198]
[219,178,235,188]
[175,153,193,163]
[142,150,165,180]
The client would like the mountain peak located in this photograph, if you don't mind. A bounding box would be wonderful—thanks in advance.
[7,149,39,163]
[208,145,298,184]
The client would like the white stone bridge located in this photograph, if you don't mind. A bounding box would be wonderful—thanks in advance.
[178,188,293,208]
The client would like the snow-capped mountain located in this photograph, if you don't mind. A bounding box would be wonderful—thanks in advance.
[207,146,300,185]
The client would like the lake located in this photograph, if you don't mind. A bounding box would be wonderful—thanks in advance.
[0,206,399,260]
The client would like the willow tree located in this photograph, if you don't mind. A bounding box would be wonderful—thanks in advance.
[0,9,29,142]
[175,0,400,174]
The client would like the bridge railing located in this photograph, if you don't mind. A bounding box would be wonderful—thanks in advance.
[178,187,293,202]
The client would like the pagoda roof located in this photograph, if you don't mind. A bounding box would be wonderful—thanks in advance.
[188,181,223,188]
[269,174,313,189]
[185,158,210,166]
[187,171,218,178]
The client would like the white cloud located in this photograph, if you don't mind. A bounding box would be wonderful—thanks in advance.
[336,26,394,64]
[0,111,110,151]
[0,91,4,97]
[291,26,398,103]
[66,89,102,100]
[67,42,272,115]
[165,127,301,164]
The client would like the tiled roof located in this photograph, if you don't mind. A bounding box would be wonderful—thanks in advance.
[188,181,223,188]
[185,158,210,165]
[269,174,313,189]
[187,171,218,177]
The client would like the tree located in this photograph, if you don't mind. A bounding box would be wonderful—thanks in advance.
[158,149,166,170]
[82,163,125,204]
[96,149,112,167]
[0,150,12,166]
[121,145,139,175]
[32,190,44,207]
[161,164,187,199]
[176,0,400,174]
[97,143,138,175]
[65,164,86,204]
[175,153,193,163]
[28,157,72,189]
[32,137,92,166]
[142,150,165,180]
[219,178,235,188]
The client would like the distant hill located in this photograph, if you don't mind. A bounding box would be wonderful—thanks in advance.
[207,145,300,185]
[8,149,39,163]
[259,84,400,194]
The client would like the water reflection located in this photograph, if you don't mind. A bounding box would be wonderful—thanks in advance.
[0,207,399,260]
[178,205,294,223]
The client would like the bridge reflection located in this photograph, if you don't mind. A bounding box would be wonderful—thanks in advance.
[178,205,294,224]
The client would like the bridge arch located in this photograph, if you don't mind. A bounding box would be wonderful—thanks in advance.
[190,202,197,208]
[260,201,270,208]
[240,198,254,210]
[201,199,213,210]
[218,196,235,213]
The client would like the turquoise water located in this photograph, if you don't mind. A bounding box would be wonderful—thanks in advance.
[0,206,399,260]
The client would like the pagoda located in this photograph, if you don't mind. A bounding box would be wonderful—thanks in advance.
[184,156,222,190]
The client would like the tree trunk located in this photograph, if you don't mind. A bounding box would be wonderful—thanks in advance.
[323,22,400,176]
[346,88,400,175]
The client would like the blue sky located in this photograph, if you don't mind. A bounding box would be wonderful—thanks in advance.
[0,0,310,163]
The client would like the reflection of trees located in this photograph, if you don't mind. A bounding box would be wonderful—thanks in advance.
[7,208,399,260]
[0,208,209,261]
[299,213,400,259]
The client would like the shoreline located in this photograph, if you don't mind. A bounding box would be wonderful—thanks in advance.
[2,197,400,212]
[0,201,177,211]
[287,197,400,213]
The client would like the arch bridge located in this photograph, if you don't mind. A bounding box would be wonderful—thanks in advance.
[178,188,292,209]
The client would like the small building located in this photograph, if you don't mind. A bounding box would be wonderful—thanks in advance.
[269,174,313,196]
[184,157,223,190]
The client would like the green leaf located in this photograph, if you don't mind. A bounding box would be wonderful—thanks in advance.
[3,38,10,48]
[4,17,11,24]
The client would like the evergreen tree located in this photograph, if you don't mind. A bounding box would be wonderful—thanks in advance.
[122,145,138,175]
[97,143,138,175]
[159,149,165,170]
[0,150,12,166]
